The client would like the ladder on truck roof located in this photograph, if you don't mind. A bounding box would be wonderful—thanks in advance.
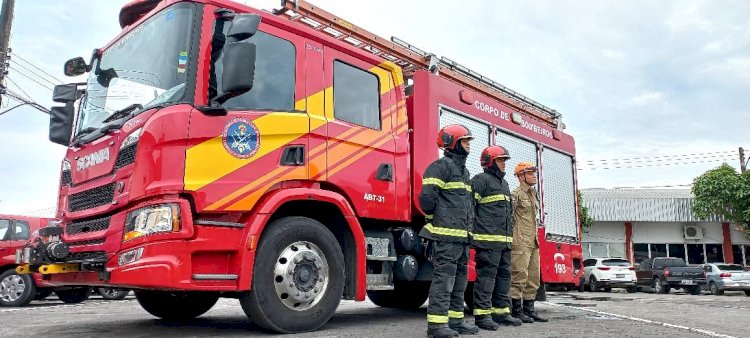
[273,0,563,128]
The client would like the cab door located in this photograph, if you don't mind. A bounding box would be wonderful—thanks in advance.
[0,219,10,259]
[322,48,398,220]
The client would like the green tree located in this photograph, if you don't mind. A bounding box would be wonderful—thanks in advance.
[692,164,750,237]
[578,190,594,233]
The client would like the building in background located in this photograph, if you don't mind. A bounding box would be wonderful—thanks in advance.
[581,189,749,266]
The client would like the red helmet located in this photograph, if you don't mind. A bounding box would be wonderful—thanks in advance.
[437,124,473,151]
[480,145,511,168]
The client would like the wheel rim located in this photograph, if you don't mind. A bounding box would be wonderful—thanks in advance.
[589,278,596,291]
[655,279,661,291]
[103,289,118,297]
[0,274,26,303]
[711,284,717,294]
[273,241,330,311]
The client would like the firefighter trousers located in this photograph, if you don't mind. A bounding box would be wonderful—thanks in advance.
[472,247,512,316]
[510,247,540,300]
[426,240,469,325]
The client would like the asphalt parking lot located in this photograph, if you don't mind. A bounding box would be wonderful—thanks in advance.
[0,290,746,337]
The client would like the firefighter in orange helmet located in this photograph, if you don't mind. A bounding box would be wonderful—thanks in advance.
[509,161,548,323]
[419,124,479,338]
[470,146,523,330]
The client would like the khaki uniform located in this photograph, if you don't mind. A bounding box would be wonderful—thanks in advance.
[510,182,541,300]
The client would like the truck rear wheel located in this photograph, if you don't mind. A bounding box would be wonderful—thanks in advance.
[97,287,130,300]
[55,287,92,304]
[240,216,344,333]
[369,281,430,310]
[0,270,36,307]
[135,291,218,320]
[653,278,670,294]
[34,288,54,301]
[688,285,701,295]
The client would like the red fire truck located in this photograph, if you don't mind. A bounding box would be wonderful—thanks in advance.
[19,0,581,332]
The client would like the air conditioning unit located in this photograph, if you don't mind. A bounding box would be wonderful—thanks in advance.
[683,225,704,240]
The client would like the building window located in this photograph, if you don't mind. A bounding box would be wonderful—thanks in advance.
[582,243,590,258]
[705,244,724,263]
[650,244,667,258]
[634,243,649,264]
[686,244,705,264]
[609,243,626,259]
[669,244,686,261]
[732,245,744,265]
[333,61,381,129]
[215,32,297,111]
[590,243,608,258]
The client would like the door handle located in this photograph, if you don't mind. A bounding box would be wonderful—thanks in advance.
[375,163,393,182]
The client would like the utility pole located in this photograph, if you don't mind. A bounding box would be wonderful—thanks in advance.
[0,0,16,106]
[740,147,747,174]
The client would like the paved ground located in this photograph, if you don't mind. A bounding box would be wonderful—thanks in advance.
[1,289,747,337]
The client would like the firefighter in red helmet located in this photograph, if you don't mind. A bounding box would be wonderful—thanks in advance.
[419,124,478,338]
[470,145,523,330]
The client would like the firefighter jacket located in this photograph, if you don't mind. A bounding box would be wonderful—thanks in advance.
[418,152,472,243]
[470,168,513,250]
[511,181,540,249]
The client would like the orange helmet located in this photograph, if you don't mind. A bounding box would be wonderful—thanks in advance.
[480,145,511,168]
[514,161,537,176]
[437,124,473,151]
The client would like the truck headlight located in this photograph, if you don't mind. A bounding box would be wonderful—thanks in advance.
[123,204,180,242]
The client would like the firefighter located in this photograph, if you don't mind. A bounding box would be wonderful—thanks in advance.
[509,161,549,323]
[419,124,479,338]
[470,145,523,331]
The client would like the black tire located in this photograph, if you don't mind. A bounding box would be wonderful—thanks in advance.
[135,291,218,320]
[34,288,54,301]
[626,285,638,294]
[653,278,670,294]
[0,270,36,307]
[98,288,130,300]
[709,282,724,296]
[369,281,430,310]
[578,277,586,293]
[589,276,599,292]
[744,290,750,297]
[689,286,701,295]
[603,287,612,292]
[55,287,92,304]
[239,216,345,333]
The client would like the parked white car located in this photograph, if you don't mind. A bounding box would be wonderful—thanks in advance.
[701,263,750,296]
[583,258,637,293]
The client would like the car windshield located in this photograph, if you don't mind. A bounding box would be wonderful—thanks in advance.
[602,259,630,267]
[717,264,747,271]
[76,3,196,136]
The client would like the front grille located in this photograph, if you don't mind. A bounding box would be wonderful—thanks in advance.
[115,144,137,169]
[67,238,106,247]
[68,183,116,212]
[67,251,107,262]
[66,216,111,235]
[61,170,72,186]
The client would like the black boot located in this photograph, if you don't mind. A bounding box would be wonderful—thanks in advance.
[492,313,523,326]
[475,315,500,331]
[427,324,459,338]
[511,298,534,323]
[523,300,549,323]
[448,318,479,335]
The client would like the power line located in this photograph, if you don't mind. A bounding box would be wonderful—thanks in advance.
[0,101,28,116]
[6,65,52,90]
[5,75,31,100]
[578,156,736,170]
[9,58,59,86]
[9,51,63,84]
[582,150,735,163]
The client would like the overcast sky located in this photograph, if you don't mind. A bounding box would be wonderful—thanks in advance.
[0,0,747,216]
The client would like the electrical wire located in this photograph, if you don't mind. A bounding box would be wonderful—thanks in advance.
[6,65,53,90]
[9,59,60,87]
[4,76,33,101]
[9,52,64,84]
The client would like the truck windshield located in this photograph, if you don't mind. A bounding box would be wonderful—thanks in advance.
[76,3,196,136]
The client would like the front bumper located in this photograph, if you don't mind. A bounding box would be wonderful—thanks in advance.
[19,198,247,291]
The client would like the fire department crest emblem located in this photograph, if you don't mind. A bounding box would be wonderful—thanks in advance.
[222,118,260,159]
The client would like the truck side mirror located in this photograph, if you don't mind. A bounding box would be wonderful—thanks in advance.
[52,83,81,103]
[226,14,261,42]
[49,103,75,146]
[214,42,256,105]
[63,57,88,77]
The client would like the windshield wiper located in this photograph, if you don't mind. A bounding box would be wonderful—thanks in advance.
[102,103,143,123]
[71,127,98,147]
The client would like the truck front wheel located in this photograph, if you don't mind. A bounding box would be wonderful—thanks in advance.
[0,270,36,307]
[135,291,218,320]
[240,216,345,333]
[55,287,92,304]
[369,281,430,310]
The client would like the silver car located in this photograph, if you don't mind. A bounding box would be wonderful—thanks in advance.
[702,263,750,296]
